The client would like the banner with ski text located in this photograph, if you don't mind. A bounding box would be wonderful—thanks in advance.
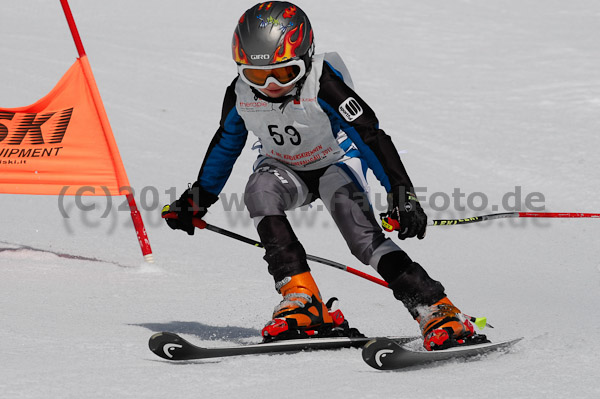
[0,55,130,196]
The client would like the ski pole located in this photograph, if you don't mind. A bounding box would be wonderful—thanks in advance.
[161,207,385,286]
[192,220,492,329]
[381,211,600,229]
[191,219,390,288]
[429,211,600,226]
[164,209,495,328]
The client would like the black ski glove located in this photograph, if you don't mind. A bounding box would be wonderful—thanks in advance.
[161,184,218,235]
[382,189,427,240]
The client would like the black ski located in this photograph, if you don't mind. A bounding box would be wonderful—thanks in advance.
[148,332,420,361]
[362,337,523,370]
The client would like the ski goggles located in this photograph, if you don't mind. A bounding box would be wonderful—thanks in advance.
[237,59,307,89]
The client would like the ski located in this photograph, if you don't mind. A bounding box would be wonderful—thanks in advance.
[148,331,420,361]
[362,336,523,370]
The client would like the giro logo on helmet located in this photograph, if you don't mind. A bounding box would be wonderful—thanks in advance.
[250,54,271,60]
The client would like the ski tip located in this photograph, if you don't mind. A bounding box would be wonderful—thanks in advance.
[362,336,525,371]
[361,338,405,371]
[149,331,181,344]
[504,336,524,346]
[148,332,188,360]
[149,332,165,341]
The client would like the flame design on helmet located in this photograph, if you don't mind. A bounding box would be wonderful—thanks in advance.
[232,2,314,66]
[258,2,273,11]
[283,6,297,18]
[272,23,307,63]
[232,32,249,64]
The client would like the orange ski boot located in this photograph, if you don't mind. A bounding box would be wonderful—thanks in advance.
[262,271,335,341]
[417,297,484,351]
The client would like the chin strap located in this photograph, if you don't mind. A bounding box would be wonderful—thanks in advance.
[249,84,302,113]
[250,86,288,103]
[278,86,301,112]
[278,53,313,112]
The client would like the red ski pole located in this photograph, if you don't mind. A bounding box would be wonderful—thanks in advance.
[182,211,600,285]
[191,219,390,289]
[383,211,600,230]
[162,210,386,286]
[427,211,600,226]
[190,220,492,328]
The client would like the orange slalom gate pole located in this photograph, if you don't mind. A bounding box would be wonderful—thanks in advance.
[59,0,154,262]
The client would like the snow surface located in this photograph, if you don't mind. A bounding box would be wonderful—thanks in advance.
[2,0,600,398]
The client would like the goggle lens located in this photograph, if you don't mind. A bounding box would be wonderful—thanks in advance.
[242,65,302,86]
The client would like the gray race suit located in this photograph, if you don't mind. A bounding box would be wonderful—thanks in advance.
[195,53,419,280]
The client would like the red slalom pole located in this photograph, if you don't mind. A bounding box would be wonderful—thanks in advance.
[59,0,154,262]
[60,0,86,57]
[126,193,154,262]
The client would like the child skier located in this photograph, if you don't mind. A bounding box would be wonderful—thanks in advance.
[163,1,482,351]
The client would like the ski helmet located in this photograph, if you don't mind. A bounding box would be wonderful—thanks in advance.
[232,2,314,67]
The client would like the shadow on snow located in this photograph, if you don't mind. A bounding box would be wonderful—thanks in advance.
[134,321,261,344]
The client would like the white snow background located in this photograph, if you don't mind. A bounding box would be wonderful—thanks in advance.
[1,1,599,398]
